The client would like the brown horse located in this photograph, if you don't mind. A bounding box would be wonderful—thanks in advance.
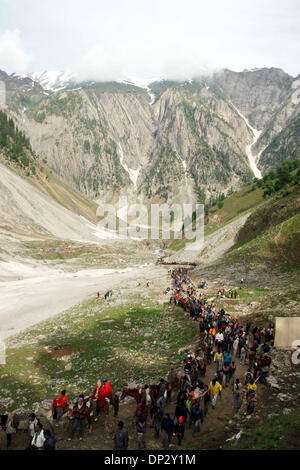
[120,388,141,403]
[103,394,119,417]
[120,385,159,405]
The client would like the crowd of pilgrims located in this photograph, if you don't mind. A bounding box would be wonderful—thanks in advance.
[51,267,274,449]
[3,267,275,451]
[167,268,274,415]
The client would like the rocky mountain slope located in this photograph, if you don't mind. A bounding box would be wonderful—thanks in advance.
[0,161,100,243]
[1,67,299,207]
[258,115,300,173]
[210,68,300,170]
[0,107,102,243]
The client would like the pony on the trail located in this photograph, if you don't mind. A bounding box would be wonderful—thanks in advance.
[120,388,141,403]
[120,384,161,406]
[104,393,119,417]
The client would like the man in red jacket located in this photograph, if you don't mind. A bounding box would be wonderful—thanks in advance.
[90,380,106,422]
[53,390,68,426]
[102,377,112,398]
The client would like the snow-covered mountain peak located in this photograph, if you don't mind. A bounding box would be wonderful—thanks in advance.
[122,76,162,89]
[16,70,75,92]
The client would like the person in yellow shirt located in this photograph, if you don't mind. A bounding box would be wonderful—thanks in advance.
[214,350,223,372]
[209,377,222,408]
[247,379,257,393]
[246,379,257,414]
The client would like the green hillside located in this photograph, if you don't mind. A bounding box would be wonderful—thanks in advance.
[259,114,300,173]
[227,209,300,271]
[169,159,300,257]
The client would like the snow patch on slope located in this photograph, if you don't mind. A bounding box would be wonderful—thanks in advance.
[230,102,263,179]
[123,76,161,106]
[118,143,140,187]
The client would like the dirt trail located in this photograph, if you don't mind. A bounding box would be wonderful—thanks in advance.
[167,212,252,265]
[60,354,251,450]
[6,320,255,451]
[2,261,269,451]
[199,213,251,264]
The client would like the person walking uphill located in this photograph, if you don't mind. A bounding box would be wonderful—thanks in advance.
[175,416,185,446]
[151,403,163,439]
[113,421,128,450]
[44,430,56,451]
[209,377,222,409]
[214,350,223,372]
[189,402,204,434]
[28,413,39,440]
[68,397,89,441]
[161,413,174,449]
[136,419,147,449]
[232,378,242,410]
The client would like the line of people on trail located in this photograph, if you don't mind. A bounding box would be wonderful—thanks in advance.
[162,267,275,440]
[169,268,274,383]
[13,267,274,451]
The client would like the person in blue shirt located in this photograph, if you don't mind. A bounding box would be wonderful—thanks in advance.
[161,413,174,449]
[189,402,204,434]
[224,351,232,367]
[44,429,56,450]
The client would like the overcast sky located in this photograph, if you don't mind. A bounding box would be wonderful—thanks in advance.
[0,0,299,80]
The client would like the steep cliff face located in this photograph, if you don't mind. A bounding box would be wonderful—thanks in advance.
[6,82,155,199]
[210,68,294,129]
[258,115,300,173]
[210,68,300,174]
[142,83,252,204]
[2,67,299,205]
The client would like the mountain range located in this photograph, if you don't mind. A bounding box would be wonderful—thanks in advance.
[0,66,299,207]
